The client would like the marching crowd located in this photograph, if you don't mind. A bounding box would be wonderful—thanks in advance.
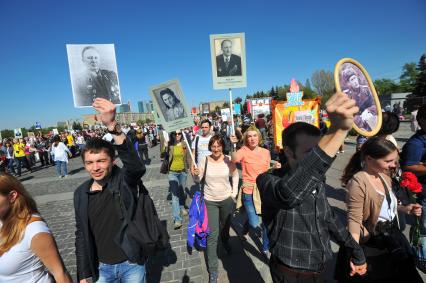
[0,96,426,283]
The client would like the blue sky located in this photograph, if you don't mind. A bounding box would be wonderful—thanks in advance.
[0,0,425,130]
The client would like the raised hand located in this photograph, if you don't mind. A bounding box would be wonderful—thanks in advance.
[325,92,359,132]
[92,98,116,130]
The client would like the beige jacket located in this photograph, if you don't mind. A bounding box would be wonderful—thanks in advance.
[346,171,398,243]
[236,181,262,214]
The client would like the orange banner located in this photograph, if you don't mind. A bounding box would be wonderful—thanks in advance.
[272,98,321,149]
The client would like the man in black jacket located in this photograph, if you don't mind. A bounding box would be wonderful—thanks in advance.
[257,92,367,282]
[74,98,146,283]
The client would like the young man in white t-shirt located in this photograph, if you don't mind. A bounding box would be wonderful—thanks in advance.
[191,119,212,173]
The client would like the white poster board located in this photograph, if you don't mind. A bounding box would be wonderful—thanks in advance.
[210,33,247,89]
[14,128,23,139]
[149,79,193,133]
[66,44,122,108]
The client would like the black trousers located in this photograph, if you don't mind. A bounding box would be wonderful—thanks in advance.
[38,151,49,166]
[270,256,324,283]
[138,145,149,162]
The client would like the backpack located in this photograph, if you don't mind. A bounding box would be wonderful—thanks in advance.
[118,182,170,257]
[187,158,210,249]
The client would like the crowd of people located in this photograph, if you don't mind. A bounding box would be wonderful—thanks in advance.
[0,96,425,283]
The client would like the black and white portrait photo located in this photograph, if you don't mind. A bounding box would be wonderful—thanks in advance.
[215,39,242,77]
[150,80,193,132]
[66,44,122,108]
[336,59,382,136]
[210,33,247,89]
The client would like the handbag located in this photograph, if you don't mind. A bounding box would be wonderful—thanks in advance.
[160,150,170,174]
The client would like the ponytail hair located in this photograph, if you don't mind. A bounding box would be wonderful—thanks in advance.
[341,151,363,185]
[341,137,397,185]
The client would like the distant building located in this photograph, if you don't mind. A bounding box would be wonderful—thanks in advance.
[199,100,227,114]
[379,92,411,112]
[146,101,154,113]
[137,101,145,113]
[116,112,154,125]
[82,112,155,127]
[119,104,131,113]
[57,121,67,128]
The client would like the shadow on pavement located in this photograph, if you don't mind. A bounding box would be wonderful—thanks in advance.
[68,166,86,175]
[325,184,347,203]
[19,176,34,182]
[147,221,178,283]
[220,236,265,283]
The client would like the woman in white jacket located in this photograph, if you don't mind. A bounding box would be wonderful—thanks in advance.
[50,136,71,178]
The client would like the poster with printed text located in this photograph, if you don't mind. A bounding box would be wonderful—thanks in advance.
[210,33,247,89]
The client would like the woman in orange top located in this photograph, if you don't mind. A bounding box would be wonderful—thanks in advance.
[230,125,280,256]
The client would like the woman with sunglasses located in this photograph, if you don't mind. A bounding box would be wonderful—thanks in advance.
[167,130,191,229]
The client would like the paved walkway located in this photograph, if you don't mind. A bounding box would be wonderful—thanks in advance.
[20,122,425,282]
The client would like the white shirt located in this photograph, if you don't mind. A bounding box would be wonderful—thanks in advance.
[102,133,114,142]
[377,189,397,222]
[76,136,85,145]
[0,221,53,283]
[192,134,212,166]
[50,142,70,162]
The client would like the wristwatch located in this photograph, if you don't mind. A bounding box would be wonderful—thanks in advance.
[107,123,122,135]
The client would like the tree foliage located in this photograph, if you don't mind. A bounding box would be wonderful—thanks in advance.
[311,70,334,107]
[414,54,426,97]
[399,62,418,92]
[373,79,400,96]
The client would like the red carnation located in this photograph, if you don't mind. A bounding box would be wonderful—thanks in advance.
[401,172,423,194]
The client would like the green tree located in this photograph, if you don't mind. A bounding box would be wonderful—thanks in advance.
[222,102,230,108]
[1,129,14,139]
[305,78,312,90]
[373,79,400,96]
[414,54,426,97]
[72,121,83,130]
[399,62,419,92]
[311,70,334,107]
[136,119,145,126]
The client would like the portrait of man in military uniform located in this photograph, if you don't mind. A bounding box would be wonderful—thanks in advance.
[340,64,377,131]
[67,44,122,108]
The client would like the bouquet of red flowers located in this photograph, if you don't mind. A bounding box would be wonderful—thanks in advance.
[401,172,423,195]
[401,172,423,246]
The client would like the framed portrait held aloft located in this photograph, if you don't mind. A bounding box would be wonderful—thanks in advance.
[210,33,247,90]
[335,58,382,137]
[149,79,193,133]
[66,44,122,108]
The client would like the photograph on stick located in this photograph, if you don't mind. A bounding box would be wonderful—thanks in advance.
[149,79,193,132]
[335,58,382,136]
[66,44,122,108]
[210,33,247,90]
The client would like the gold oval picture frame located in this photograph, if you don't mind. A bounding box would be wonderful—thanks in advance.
[334,58,382,137]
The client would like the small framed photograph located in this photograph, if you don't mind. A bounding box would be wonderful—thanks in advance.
[66,44,122,108]
[210,33,247,90]
[335,58,382,136]
[149,79,193,132]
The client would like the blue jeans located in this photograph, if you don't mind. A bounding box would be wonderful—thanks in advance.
[168,171,187,222]
[7,158,16,174]
[97,261,146,283]
[55,161,68,177]
[242,193,269,252]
